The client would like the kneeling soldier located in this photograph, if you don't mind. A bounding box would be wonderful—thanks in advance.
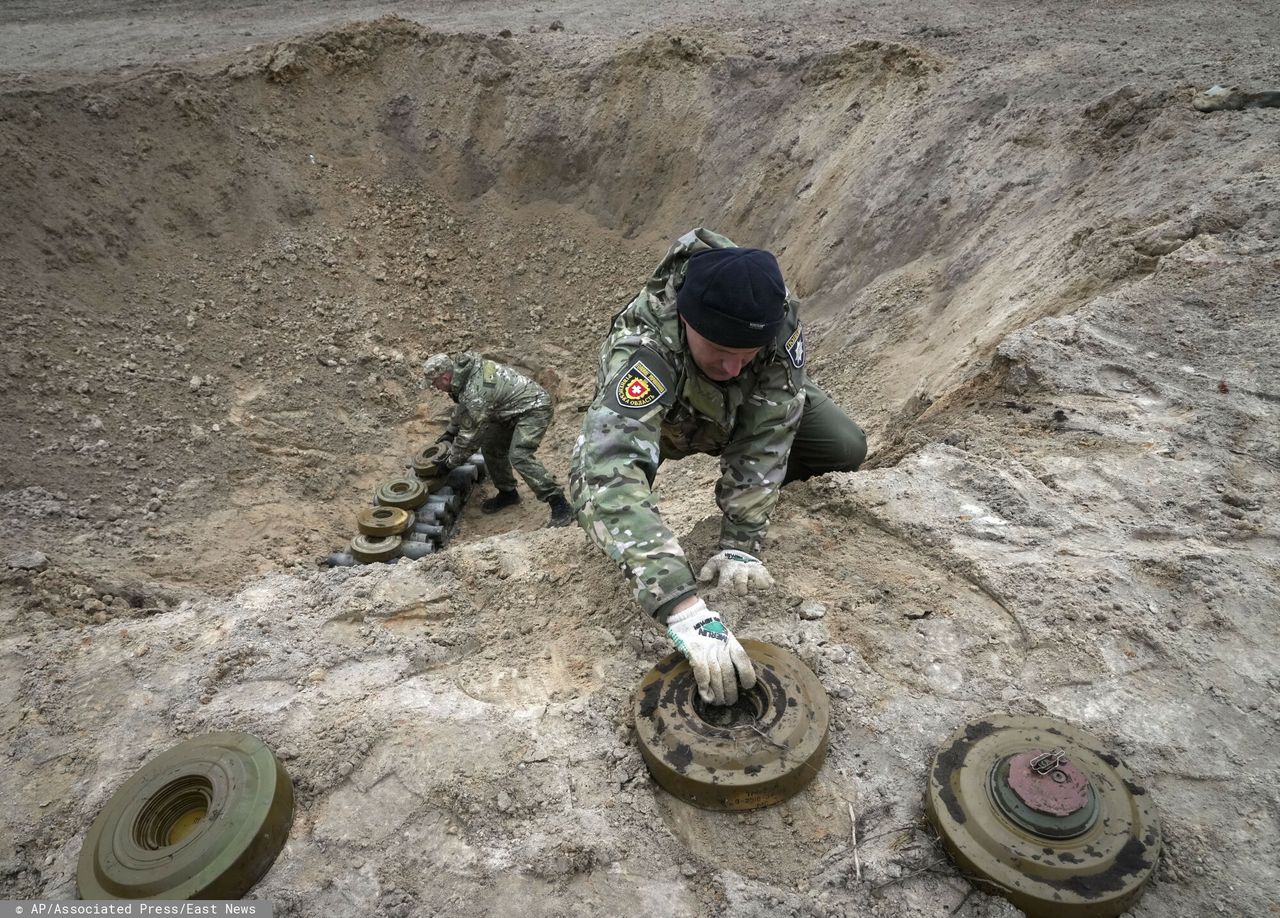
[570,229,866,704]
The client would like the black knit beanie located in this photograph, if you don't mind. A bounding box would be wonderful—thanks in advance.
[676,247,786,348]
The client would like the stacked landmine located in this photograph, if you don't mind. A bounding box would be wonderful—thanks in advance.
[325,443,486,566]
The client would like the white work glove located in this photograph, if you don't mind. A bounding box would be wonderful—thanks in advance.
[666,599,757,705]
[698,549,775,595]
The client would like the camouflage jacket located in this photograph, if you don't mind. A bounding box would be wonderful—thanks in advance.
[570,228,807,619]
[444,353,552,465]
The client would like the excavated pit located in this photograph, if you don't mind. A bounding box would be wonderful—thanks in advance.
[1,20,1248,587]
[2,12,1278,918]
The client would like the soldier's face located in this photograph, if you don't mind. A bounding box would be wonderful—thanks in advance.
[432,373,452,392]
[683,321,762,381]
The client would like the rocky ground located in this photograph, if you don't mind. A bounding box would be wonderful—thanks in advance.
[1,2,1277,916]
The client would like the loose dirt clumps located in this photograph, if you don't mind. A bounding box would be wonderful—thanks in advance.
[1,4,1278,917]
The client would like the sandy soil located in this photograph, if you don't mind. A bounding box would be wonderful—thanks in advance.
[1,2,1277,916]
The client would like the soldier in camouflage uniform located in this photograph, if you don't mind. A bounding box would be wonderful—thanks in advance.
[570,229,866,704]
[423,352,573,527]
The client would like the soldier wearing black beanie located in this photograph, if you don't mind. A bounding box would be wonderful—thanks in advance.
[570,228,867,709]
[676,247,788,348]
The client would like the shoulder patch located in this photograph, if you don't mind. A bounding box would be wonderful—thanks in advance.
[616,359,668,408]
[785,324,805,369]
[603,347,676,414]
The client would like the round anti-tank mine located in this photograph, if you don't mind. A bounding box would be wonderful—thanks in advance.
[77,733,294,901]
[633,639,829,811]
[925,714,1160,918]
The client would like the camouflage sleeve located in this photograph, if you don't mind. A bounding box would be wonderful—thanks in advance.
[716,361,806,553]
[447,385,489,466]
[446,419,478,467]
[442,405,462,441]
[569,347,696,620]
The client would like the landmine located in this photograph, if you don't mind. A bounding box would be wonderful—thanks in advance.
[633,640,830,811]
[77,733,294,900]
[325,443,486,566]
[925,714,1160,917]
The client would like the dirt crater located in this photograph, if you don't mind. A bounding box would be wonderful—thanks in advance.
[2,9,1279,918]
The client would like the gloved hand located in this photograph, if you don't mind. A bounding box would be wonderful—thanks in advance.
[666,599,756,705]
[443,442,469,471]
[435,430,456,444]
[698,549,775,595]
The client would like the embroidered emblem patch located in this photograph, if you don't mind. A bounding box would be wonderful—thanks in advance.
[785,325,805,368]
[616,359,668,409]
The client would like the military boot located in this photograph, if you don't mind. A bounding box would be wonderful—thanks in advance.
[481,489,521,514]
[546,492,573,528]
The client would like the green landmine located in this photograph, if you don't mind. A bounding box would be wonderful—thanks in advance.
[77,733,294,900]
[925,714,1160,918]
[375,476,428,510]
[633,639,829,811]
[356,505,413,537]
[325,449,484,567]
[350,533,402,562]
[411,443,449,480]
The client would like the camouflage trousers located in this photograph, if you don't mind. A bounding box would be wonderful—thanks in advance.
[782,381,867,484]
[479,406,563,501]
